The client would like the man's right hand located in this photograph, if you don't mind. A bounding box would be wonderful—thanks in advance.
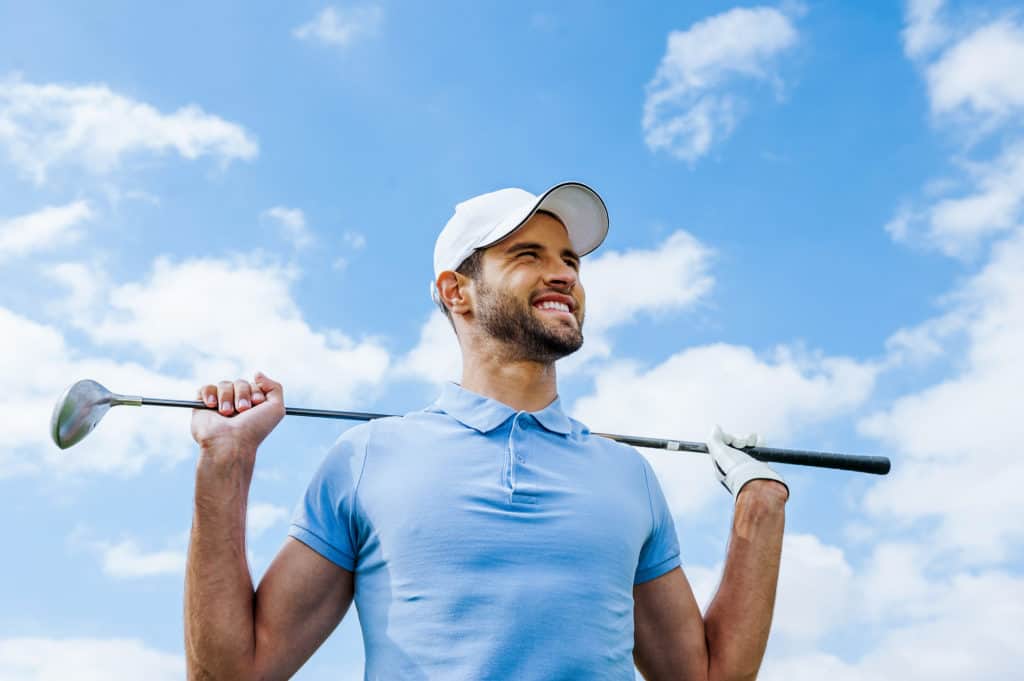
[191,371,286,455]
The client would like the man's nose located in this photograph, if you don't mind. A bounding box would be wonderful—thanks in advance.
[544,260,578,289]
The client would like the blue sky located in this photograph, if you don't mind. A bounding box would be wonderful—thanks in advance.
[2,1,1023,678]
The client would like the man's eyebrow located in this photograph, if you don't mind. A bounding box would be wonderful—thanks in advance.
[504,241,580,263]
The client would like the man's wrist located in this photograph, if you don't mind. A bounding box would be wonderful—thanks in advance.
[736,478,789,505]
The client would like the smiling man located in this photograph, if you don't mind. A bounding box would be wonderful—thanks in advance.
[185,182,789,681]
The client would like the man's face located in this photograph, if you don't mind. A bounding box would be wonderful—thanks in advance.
[471,212,586,362]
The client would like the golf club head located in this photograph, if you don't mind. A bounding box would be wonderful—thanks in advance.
[50,379,116,450]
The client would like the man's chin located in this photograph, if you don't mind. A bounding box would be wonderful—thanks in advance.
[536,329,584,359]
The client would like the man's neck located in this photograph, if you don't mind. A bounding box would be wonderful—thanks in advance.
[459,353,559,413]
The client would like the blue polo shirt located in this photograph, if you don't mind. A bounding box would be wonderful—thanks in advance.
[289,381,681,680]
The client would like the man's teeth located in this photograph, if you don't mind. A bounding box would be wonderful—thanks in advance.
[536,301,570,313]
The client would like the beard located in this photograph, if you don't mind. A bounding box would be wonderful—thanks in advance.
[473,278,584,363]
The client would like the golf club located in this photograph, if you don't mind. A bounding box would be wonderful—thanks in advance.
[50,379,891,475]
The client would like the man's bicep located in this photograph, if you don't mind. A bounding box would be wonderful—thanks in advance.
[251,537,355,681]
[633,567,708,681]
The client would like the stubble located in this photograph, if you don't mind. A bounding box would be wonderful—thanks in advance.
[473,279,584,363]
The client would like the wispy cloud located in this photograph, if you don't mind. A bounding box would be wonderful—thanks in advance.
[248,502,289,538]
[262,205,313,250]
[886,140,1024,257]
[642,6,799,163]
[342,230,366,249]
[887,5,1024,257]
[0,201,92,262]
[293,5,383,48]
[0,75,258,184]
[902,0,949,60]
[95,538,186,579]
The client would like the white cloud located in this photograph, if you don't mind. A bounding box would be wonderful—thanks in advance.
[759,568,1024,681]
[858,541,937,621]
[0,75,257,184]
[4,251,391,478]
[926,19,1024,126]
[83,254,391,408]
[861,226,1024,563]
[42,261,110,324]
[772,533,854,645]
[293,5,383,48]
[343,230,366,250]
[263,205,313,250]
[889,10,1024,256]
[887,141,1024,257]
[0,637,183,681]
[574,343,877,515]
[577,344,876,446]
[248,502,289,538]
[0,201,92,262]
[95,538,185,579]
[687,530,1024,681]
[643,6,799,162]
[583,230,713,334]
[903,0,949,60]
[902,2,1024,130]
[394,310,462,385]
[0,305,199,478]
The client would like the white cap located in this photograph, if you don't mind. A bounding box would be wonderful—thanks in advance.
[431,181,609,305]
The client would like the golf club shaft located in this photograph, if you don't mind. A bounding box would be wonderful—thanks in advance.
[137,398,891,475]
[141,397,391,422]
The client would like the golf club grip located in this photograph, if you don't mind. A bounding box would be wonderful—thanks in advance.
[741,445,890,475]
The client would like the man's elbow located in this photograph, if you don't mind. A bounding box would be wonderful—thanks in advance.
[707,656,761,681]
[187,653,259,681]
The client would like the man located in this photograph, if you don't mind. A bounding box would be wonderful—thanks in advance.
[185,182,789,681]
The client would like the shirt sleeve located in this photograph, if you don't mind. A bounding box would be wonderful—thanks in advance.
[634,454,682,584]
[288,423,372,572]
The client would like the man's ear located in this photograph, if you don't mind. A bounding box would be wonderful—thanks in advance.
[437,271,472,315]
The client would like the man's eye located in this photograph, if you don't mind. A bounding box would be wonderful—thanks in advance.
[518,251,539,259]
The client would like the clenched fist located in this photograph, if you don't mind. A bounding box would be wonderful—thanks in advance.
[191,371,286,455]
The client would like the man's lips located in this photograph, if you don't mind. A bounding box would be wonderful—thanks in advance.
[531,293,576,312]
[532,292,581,323]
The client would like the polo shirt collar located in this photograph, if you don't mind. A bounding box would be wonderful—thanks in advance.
[433,381,573,435]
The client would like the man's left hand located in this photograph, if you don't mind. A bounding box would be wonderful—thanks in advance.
[708,425,789,499]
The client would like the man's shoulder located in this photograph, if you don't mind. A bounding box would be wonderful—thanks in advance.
[330,407,449,449]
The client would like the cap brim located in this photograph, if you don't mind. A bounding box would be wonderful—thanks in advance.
[481,181,609,257]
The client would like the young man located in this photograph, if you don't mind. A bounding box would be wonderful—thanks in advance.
[186,182,789,681]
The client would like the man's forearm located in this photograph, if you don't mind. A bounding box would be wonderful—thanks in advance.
[184,447,259,680]
[703,480,787,681]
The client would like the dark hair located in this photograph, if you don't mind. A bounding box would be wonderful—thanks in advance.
[438,248,485,329]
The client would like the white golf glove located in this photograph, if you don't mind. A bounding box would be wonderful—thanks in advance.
[708,425,788,497]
